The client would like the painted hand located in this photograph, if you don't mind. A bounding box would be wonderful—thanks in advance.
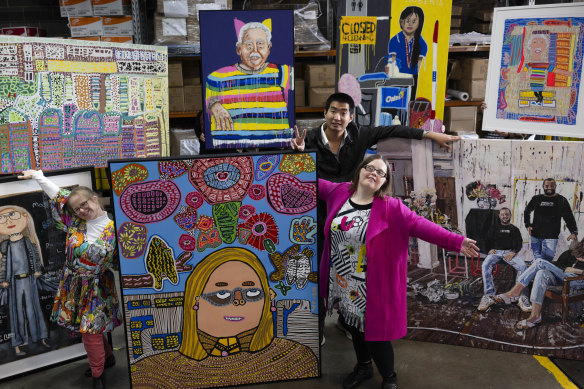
[567,234,578,242]
[488,249,496,255]
[503,252,515,262]
[291,216,316,244]
[426,132,460,151]
[210,102,233,131]
[460,237,479,258]
[291,125,306,151]
[527,227,533,236]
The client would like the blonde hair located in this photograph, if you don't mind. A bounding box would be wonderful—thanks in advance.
[179,247,274,360]
[0,205,44,266]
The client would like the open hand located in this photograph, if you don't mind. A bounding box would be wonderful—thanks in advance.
[18,169,40,180]
[460,237,479,258]
[425,132,460,151]
[210,102,233,131]
[291,125,306,151]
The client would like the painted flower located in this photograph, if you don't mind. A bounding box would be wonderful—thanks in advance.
[238,204,256,220]
[238,212,278,251]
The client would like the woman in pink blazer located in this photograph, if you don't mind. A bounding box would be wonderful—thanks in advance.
[319,154,478,389]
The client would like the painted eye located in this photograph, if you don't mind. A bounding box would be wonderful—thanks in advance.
[245,289,263,300]
[216,291,231,299]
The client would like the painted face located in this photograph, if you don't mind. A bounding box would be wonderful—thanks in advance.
[0,208,28,236]
[237,28,271,71]
[324,101,354,135]
[358,159,387,193]
[400,13,419,36]
[197,261,265,338]
[498,209,511,225]
[543,180,556,196]
[68,194,102,221]
[529,36,548,60]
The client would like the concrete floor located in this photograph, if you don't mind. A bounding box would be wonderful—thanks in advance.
[1,314,577,389]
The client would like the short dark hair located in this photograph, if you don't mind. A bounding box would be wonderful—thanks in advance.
[349,154,392,198]
[325,92,355,114]
[499,207,511,214]
[571,238,584,259]
[543,178,556,185]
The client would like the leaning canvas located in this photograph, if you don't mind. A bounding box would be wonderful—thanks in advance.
[0,168,93,379]
[0,36,169,173]
[109,151,320,388]
[483,3,584,137]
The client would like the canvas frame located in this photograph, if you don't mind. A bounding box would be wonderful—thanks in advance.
[108,150,320,388]
[0,167,94,380]
[483,3,584,137]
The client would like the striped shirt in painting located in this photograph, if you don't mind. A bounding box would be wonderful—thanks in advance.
[206,62,291,132]
[525,62,554,91]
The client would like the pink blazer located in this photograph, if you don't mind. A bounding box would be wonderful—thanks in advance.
[318,179,464,341]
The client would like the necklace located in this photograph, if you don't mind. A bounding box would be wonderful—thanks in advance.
[405,36,412,69]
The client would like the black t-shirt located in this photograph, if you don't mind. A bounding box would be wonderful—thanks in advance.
[555,250,584,272]
[488,222,523,253]
[524,194,578,239]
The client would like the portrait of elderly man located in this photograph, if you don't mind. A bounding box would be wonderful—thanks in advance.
[204,16,294,149]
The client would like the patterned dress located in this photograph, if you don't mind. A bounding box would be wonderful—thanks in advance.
[327,199,372,331]
[50,189,122,334]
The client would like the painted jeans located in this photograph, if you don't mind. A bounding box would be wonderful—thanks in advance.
[530,237,558,262]
[518,259,584,305]
[482,250,527,295]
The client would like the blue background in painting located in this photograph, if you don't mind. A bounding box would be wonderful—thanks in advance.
[498,17,584,125]
[110,153,318,314]
[199,10,295,149]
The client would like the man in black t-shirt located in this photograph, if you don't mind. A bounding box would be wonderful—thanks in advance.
[524,178,578,262]
[477,208,530,312]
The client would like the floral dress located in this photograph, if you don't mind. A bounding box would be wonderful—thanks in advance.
[50,189,122,334]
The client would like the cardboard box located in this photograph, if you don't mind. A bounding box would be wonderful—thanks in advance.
[183,85,203,111]
[69,17,103,37]
[69,36,101,41]
[454,79,486,101]
[450,58,489,80]
[101,35,133,43]
[169,86,185,112]
[60,0,93,17]
[183,61,201,85]
[306,64,336,88]
[308,87,334,108]
[168,62,183,87]
[92,0,131,16]
[451,5,462,16]
[444,106,477,133]
[475,10,493,22]
[154,13,187,44]
[474,22,492,34]
[1,27,46,37]
[295,79,305,107]
[450,17,461,28]
[102,15,133,36]
[170,128,200,156]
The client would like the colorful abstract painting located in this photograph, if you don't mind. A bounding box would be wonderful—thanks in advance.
[484,3,584,137]
[402,139,584,361]
[200,10,295,149]
[0,168,93,379]
[0,36,169,173]
[109,152,319,388]
[336,0,452,130]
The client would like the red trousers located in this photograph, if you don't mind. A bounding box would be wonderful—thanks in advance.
[81,333,113,378]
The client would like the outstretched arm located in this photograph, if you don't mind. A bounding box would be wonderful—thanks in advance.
[19,169,60,199]
[425,131,461,151]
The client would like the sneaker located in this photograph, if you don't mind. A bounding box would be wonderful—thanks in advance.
[342,363,374,389]
[477,295,495,312]
[517,296,533,312]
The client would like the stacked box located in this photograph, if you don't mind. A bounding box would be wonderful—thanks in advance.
[154,0,232,45]
[444,106,477,134]
[306,64,335,107]
[183,85,203,112]
[169,87,185,112]
[101,36,133,43]
[102,15,133,36]
[295,79,306,107]
[92,0,132,16]
[168,62,184,87]
[1,27,47,37]
[449,58,488,101]
[60,0,93,17]
[69,16,103,36]
[183,62,201,85]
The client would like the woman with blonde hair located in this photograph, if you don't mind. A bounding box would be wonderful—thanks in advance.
[132,247,318,388]
[19,170,121,389]
[0,205,49,356]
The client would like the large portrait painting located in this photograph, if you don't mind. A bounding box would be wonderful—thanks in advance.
[0,168,93,379]
[483,4,584,137]
[109,151,319,388]
[200,10,295,150]
[0,36,169,174]
[403,139,584,361]
[336,0,452,130]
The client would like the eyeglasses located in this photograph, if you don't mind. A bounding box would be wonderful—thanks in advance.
[0,211,22,224]
[201,287,265,306]
[363,165,387,178]
[72,200,90,214]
